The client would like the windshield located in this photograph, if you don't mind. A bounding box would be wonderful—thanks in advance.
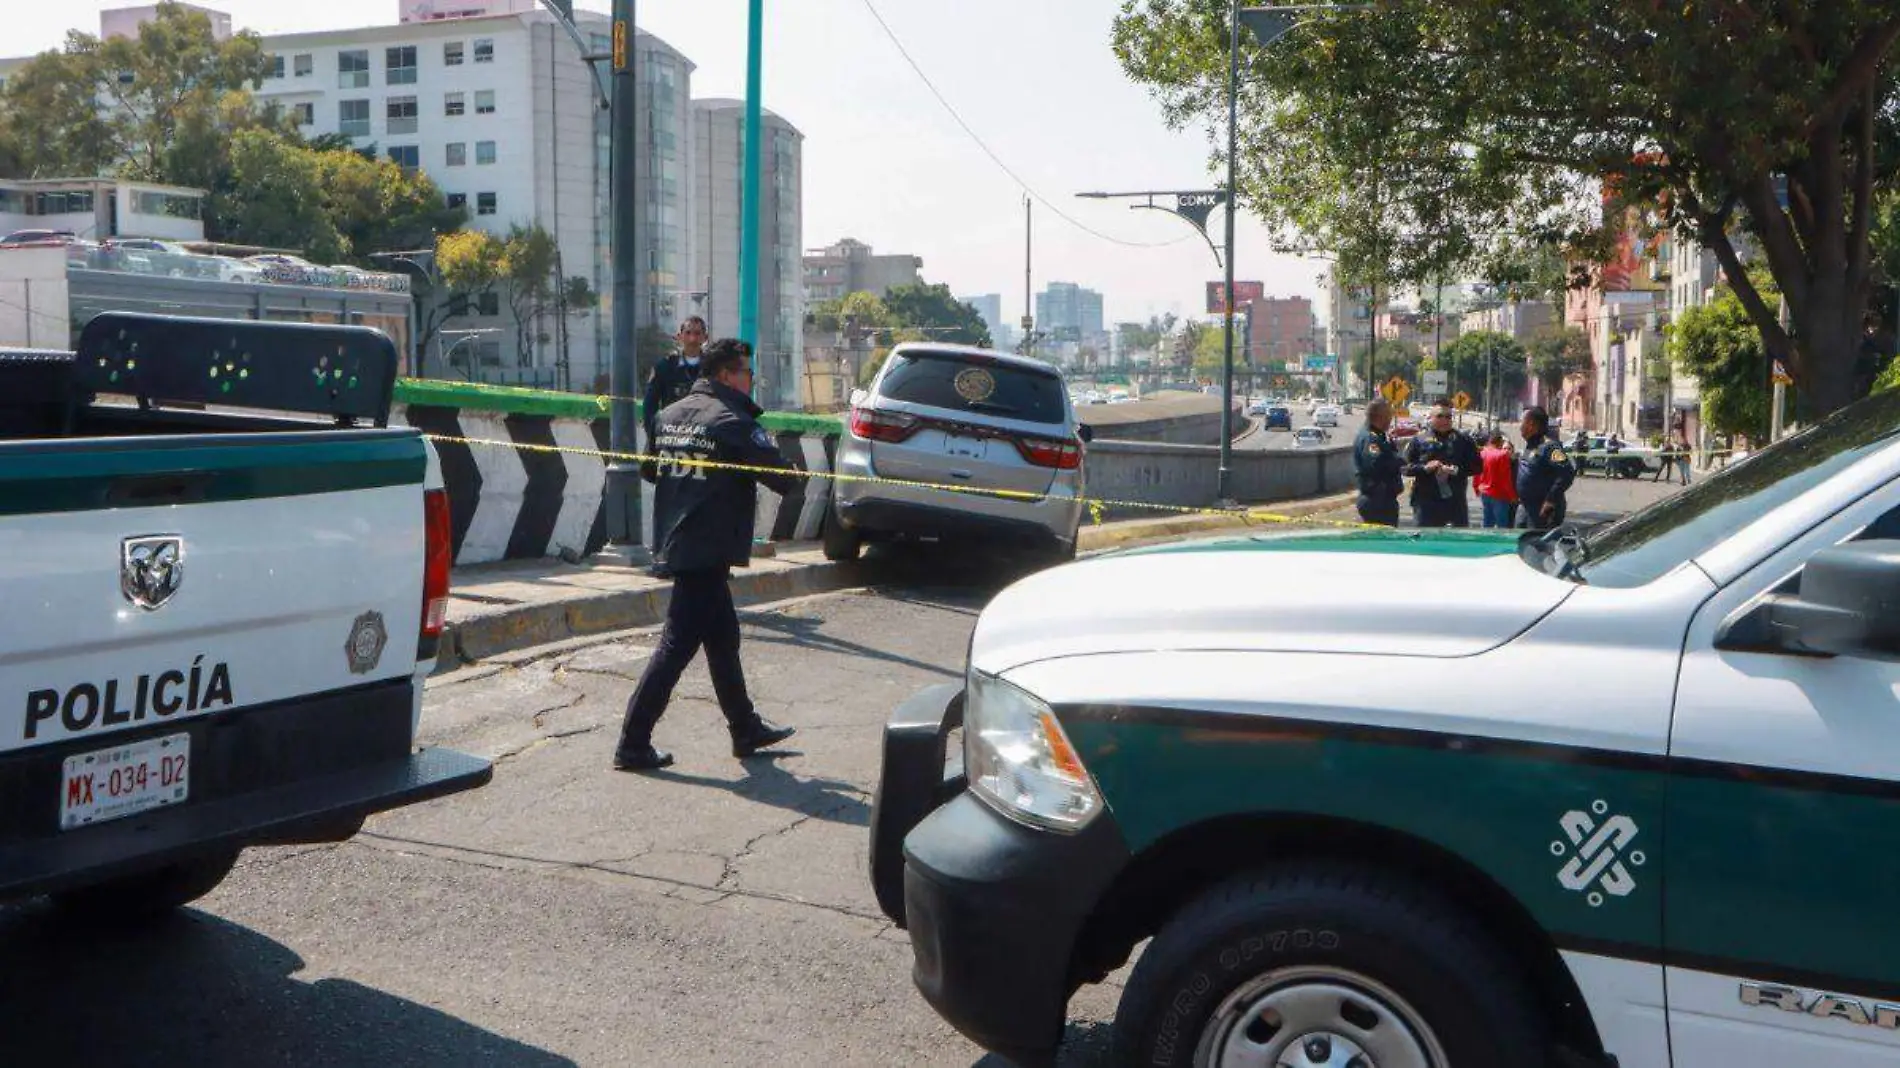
[878,351,1067,424]
[1539,390,1900,588]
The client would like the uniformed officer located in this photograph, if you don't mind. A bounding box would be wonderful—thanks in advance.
[641,316,709,466]
[1352,398,1404,526]
[615,338,799,772]
[1402,403,1482,527]
[1516,405,1577,529]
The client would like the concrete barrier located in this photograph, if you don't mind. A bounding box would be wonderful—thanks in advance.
[1076,390,1243,446]
[1084,439,1356,517]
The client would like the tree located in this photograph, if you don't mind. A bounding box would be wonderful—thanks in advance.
[219,129,348,262]
[1114,1,1900,419]
[311,148,465,267]
[434,225,593,376]
[1436,330,1528,410]
[1342,338,1426,393]
[881,283,992,347]
[1668,289,1780,440]
[0,3,271,181]
[1525,326,1592,403]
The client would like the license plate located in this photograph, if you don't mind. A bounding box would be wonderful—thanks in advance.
[60,734,190,830]
[943,435,987,460]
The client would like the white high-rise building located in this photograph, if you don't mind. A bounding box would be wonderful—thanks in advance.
[690,99,804,410]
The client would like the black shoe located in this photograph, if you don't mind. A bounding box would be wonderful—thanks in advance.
[613,747,675,772]
[731,720,796,758]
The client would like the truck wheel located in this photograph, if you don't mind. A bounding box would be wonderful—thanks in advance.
[1114,863,1545,1068]
[822,505,863,562]
[53,849,241,923]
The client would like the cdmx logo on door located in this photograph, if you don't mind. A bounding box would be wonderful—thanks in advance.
[1552,799,1645,907]
[122,535,185,610]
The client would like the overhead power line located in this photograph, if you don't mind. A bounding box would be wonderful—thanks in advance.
[857,0,1191,251]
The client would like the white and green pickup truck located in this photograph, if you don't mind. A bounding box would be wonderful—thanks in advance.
[0,312,489,920]
[873,387,1900,1068]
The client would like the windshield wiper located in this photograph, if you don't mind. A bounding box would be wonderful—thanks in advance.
[965,400,1020,414]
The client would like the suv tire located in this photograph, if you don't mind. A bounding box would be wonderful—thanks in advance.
[822,504,863,562]
[1114,862,1547,1068]
[53,849,242,924]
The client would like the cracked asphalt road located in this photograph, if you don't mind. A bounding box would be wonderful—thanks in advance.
[0,553,1121,1067]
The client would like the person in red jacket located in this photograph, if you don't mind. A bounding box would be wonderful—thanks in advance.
[1474,431,1519,528]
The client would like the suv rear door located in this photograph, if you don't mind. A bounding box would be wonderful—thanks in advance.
[864,350,1076,498]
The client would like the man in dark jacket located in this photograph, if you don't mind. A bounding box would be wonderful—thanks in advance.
[1402,403,1482,527]
[614,338,799,772]
[1352,399,1404,526]
[641,316,708,465]
[1516,406,1577,529]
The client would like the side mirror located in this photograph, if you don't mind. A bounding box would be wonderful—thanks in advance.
[1076,424,1094,444]
[849,389,868,408]
[1719,541,1900,660]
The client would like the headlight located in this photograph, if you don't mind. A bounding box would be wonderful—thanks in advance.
[965,670,1102,832]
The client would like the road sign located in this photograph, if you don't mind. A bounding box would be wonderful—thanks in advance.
[1380,376,1411,408]
[1772,359,1793,385]
[1454,391,1471,410]
[1423,369,1449,396]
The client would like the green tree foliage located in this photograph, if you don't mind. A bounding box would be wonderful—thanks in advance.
[1524,326,1592,402]
[0,3,271,181]
[1341,338,1425,394]
[881,283,992,347]
[217,131,460,263]
[1667,290,1777,440]
[1436,330,1528,410]
[1113,1,1900,418]
[435,225,595,370]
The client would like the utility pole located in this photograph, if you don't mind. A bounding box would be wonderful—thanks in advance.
[738,0,764,375]
[1218,0,1241,504]
[1026,202,1037,360]
[602,0,642,545]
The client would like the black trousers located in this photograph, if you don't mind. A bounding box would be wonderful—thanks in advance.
[616,568,761,753]
[1356,494,1400,527]
[1412,495,1471,528]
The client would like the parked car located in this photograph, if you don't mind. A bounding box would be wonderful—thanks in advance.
[1264,405,1293,430]
[827,344,1087,565]
[1293,426,1330,448]
[108,238,215,279]
[211,256,266,284]
[0,229,78,248]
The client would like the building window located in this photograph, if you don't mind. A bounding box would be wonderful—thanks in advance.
[386,95,418,135]
[387,145,420,173]
[132,190,201,218]
[338,49,369,89]
[386,45,417,85]
[446,142,466,167]
[445,92,465,117]
[475,140,496,165]
[266,54,284,78]
[473,38,494,63]
[34,190,94,214]
[476,292,500,316]
[339,99,370,137]
[447,193,467,211]
[292,102,315,126]
[293,53,313,77]
[444,41,465,66]
[474,90,495,115]
[476,192,496,216]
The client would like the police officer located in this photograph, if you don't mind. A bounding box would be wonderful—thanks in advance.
[642,316,709,463]
[1516,405,1577,529]
[1352,398,1404,526]
[1402,403,1482,527]
[615,338,799,772]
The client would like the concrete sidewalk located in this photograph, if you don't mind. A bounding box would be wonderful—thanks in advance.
[437,489,1358,672]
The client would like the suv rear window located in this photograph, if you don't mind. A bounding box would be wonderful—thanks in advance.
[878,352,1065,424]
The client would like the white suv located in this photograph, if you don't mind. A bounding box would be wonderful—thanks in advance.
[826,345,1088,564]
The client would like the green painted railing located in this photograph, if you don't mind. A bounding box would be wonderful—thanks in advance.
[393,378,844,435]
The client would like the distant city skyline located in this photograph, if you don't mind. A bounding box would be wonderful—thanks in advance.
[10,0,1331,330]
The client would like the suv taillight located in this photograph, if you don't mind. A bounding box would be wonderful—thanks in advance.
[1014,436,1083,470]
[851,407,920,443]
[422,488,452,641]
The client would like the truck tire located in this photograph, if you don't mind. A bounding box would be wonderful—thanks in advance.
[822,502,863,562]
[53,849,241,924]
[1114,863,1546,1068]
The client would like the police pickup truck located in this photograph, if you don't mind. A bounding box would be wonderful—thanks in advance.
[872,387,1900,1067]
[0,313,490,921]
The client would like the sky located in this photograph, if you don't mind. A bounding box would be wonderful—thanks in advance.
[11,0,1333,330]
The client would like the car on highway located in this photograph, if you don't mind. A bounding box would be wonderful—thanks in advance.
[1293,426,1330,448]
[826,344,1088,565]
[1247,398,1268,416]
[106,237,214,279]
[1264,405,1293,430]
[1390,415,1421,439]
[0,228,79,248]
[872,384,1900,1068]
[1314,404,1341,427]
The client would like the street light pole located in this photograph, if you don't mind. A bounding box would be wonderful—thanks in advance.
[603,0,642,545]
[1217,0,1243,503]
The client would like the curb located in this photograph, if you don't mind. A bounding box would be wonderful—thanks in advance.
[438,489,1361,671]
